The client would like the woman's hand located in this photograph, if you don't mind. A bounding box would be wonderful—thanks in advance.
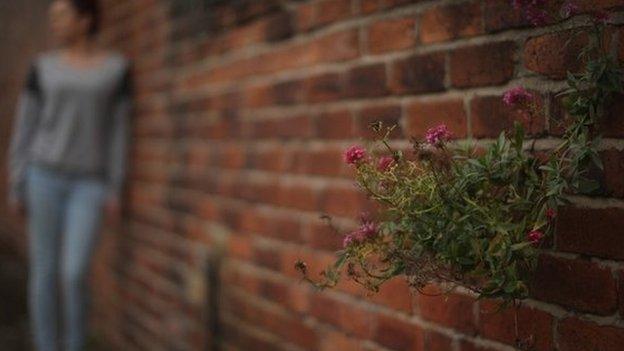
[104,196,122,226]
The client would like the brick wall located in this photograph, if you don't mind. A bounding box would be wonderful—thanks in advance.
[3,0,624,350]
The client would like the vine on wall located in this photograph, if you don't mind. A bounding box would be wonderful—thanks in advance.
[296,1,623,305]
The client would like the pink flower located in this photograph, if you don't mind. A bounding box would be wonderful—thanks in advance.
[377,156,394,171]
[425,124,452,146]
[545,208,556,220]
[592,10,612,24]
[503,87,534,106]
[560,1,580,17]
[342,221,379,247]
[528,230,544,244]
[344,145,366,165]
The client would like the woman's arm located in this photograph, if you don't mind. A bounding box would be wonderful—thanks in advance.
[106,62,132,203]
[7,60,42,206]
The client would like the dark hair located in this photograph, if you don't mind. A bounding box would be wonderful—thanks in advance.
[68,0,100,36]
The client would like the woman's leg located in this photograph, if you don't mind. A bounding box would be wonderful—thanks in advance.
[60,177,106,351]
[26,166,67,351]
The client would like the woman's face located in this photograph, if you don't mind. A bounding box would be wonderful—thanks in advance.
[49,0,90,45]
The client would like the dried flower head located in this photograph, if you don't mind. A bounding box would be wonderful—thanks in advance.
[377,156,395,171]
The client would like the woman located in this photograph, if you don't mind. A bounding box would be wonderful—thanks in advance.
[7,0,131,350]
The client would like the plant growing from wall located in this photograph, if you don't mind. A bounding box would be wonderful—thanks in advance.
[296,1,623,306]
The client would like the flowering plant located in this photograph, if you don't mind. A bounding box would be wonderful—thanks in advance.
[296,1,622,304]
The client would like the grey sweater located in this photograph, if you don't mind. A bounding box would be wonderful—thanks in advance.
[7,50,132,204]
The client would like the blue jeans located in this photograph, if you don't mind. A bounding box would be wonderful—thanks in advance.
[26,164,107,351]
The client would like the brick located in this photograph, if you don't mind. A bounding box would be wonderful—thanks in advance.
[368,17,416,54]
[358,104,403,139]
[524,30,587,79]
[470,94,545,138]
[478,300,554,351]
[459,340,499,351]
[406,98,467,139]
[414,285,476,334]
[374,314,424,351]
[315,0,353,27]
[556,206,624,260]
[316,109,355,139]
[419,1,482,44]
[389,52,446,94]
[425,330,453,351]
[558,317,624,351]
[530,254,617,315]
[346,63,389,98]
[305,72,345,103]
[601,149,624,198]
[483,0,530,32]
[450,42,516,88]
[321,185,374,218]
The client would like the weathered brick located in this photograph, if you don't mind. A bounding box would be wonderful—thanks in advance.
[414,285,476,334]
[374,314,424,351]
[358,104,404,139]
[478,300,554,351]
[530,254,618,315]
[524,30,587,79]
[556,206,624,260]
[470,94,545,138]
[483,0,530,32]
[406,98,467,139]
[346,63,389,98]
[419,1,482,44]
[305,72,345,103]
[389,52,446,94]
[368,17,417,53]
[558,317,624,351]
[450,42,516,88]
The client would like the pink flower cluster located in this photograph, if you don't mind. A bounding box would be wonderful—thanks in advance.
[527,230,544,245]
[344,145,366,165]
[343,221,378,247]
[503,87,534,106]
[425,124,452,146]
[545,208,556,220]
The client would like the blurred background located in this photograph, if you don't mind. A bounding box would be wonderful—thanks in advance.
[1,1,624,351]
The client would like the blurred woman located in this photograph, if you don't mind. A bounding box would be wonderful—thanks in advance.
[6,0,131,350]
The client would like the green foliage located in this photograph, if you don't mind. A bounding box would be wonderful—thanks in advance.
[296,17,623,303]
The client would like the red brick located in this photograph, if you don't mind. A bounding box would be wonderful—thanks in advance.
[346,63,389,98]
[524,30,587,79]
[530,254,617,315]
[414,285,476,334]
[368,17,417,54]
[389,52,446,94]
[358,104,403,139]
[425,330,453,351]
[558,317,624,351]
[419,1,482,44]
[305,73,345,103]
[315,0,353,27]
[405,98,467,139]
[321,185,373,218]
[317,109,355,139]
[478,300,554,351]
[374,314,424,351]
[602,149,624,198]
[450,42,516,88]
[556,206,624,260]
[470,94,545,138]
[459,340,499,351]
[483,0,530,32]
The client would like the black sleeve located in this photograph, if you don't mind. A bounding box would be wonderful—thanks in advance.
[25,61,41,97]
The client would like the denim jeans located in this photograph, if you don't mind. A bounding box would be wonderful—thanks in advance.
[26,164,107,351]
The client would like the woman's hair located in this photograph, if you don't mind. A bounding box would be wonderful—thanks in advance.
[67,0,101,36]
